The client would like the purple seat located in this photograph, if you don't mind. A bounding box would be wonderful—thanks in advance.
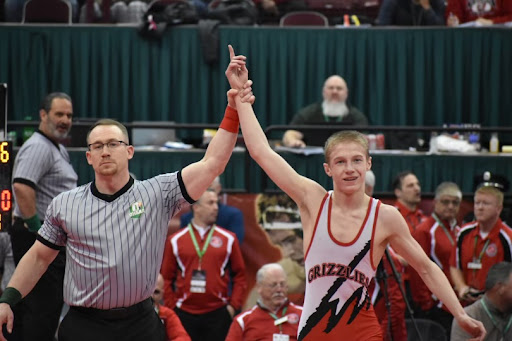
[22,0,72,23]
[279,10,329,26]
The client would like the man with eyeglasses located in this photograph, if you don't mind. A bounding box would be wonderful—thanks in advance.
[9,92,76,341]
[450,186,512,308]
[0,51,254,341]
[226,263,302,341]
[410,182,463,337]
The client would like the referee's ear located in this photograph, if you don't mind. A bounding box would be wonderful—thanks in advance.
[126,145,135,160]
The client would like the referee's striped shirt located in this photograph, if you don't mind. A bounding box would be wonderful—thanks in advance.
[38,171,193,309]
[12,131,78,218]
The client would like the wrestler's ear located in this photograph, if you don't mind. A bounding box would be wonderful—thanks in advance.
[323,163,332,177]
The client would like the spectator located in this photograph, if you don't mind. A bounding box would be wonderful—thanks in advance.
[152,274,191,341]
[9,92,76,341]
[376,0,445,26]
[254,0,306,23]
[226,263,302,341]
[110,0,149,23]
[282,75,368,148]
[161,189,247,341]
[451,262,512,341]
[411,182,462,337]
[392,170,425,233]
[446,0,512,26]
[450,186,512,306]
[181,176,245,244]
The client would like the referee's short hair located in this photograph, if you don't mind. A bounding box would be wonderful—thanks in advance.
[40,92,72,113]
[87,119,130,144]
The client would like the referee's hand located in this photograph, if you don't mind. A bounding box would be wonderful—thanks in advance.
[0,303,14,341]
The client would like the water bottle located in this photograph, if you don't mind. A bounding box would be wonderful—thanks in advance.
[489,133,499,153]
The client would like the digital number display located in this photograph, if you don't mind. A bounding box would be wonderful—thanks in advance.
[0,141,13,232]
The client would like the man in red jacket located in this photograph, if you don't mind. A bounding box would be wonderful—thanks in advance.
[226,263,303,341]
[161,189,247,341]
[152,274,191,341]
[411,182,463,338]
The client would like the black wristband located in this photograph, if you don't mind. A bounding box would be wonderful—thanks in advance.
[0,287,22,307]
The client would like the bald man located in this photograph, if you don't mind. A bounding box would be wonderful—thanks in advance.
[282,75,368,148]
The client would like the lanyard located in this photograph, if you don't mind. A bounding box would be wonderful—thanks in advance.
[432,213,454,246]
[473,236,490,263]
[188,224,215,269]
[269,306,288,333]
[481,299,512,338]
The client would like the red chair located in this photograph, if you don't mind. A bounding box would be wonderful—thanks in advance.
[279,11,329,26]
[22,0,72,23]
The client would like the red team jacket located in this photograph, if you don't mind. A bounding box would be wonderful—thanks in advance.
[411,215,460,311]
[161,225,247,314]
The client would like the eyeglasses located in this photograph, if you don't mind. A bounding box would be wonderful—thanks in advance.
[439,199,461,206]
[88,140,128,152]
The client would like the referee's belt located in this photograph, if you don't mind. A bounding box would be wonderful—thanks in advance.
[70,298,153,320]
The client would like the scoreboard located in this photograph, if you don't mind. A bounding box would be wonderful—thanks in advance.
[0,84,12,232]
[0,141,12,232]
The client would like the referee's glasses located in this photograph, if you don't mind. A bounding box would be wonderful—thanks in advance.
[88,140,128,152]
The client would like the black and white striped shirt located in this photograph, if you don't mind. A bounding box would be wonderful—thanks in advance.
[12,131,78,218]
[38,172,193,309]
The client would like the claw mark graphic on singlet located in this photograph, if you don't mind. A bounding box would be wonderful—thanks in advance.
[298,240,371,340]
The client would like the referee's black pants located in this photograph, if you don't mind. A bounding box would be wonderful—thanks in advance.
[175,305,232,341]
[8,218,65,341]
[58,299,166,341]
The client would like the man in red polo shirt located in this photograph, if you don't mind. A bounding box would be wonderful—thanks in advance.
[451,186,512,307]
[411,182,463,337]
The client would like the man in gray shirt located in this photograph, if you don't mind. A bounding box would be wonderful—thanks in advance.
[10,92,77,341]
[451,262,512,341]
[282,75,368,148]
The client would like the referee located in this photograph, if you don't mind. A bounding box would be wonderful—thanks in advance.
[9,92,76,341]
[0,51,253,341]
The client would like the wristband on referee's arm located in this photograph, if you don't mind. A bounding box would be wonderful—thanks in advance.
[219,105,239,134]
[0,287,22,308]
[24,214,41,233]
